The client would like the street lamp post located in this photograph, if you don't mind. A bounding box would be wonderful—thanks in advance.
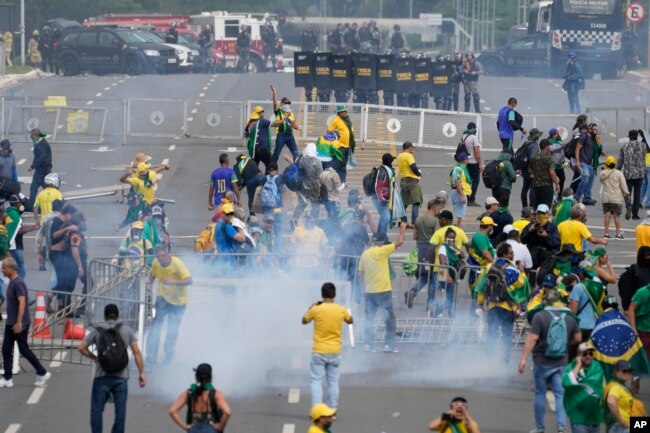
[20,0,25,66]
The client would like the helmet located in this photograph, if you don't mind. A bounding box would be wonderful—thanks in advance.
[151,205,164,217]
[568,51,577,59]
[435,54,444,62]
[466,50,474,57]
[44,173,60,188]
[32,30,39,36]
[443,54,451,62]
[384,49,393,55]
[42,26,51,33]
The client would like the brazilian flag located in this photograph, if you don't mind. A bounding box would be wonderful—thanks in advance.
[316,133,344,162]
[582,278,606,317]
[474,259,531,307]
[590,308,650,378]
[526,285,571,323]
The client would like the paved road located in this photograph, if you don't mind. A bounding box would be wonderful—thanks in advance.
[0,72,648,433]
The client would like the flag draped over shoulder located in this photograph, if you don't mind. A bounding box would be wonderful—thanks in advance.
[474,259,530,305]
[590,308,650,377]
[316,134,344,161]
[526,286,571,323]
[561,360,605,425]
[582,278,605,316]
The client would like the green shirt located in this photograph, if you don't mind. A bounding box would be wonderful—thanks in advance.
[631,285,650,332]
[275,108,294,135]
[470,231,494,265]
[554,198,574,225]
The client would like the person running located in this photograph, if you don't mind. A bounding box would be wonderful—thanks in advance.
[358,222,406,353]
[169,363,231,433]
[270,85,300,162]
[120,162,169,208]
[462,122,482,207]
[600,155,630,239]
[308,403,337,433]
[208,154,239,211]
[302,282,353,411]
[0,257,51,388]
[78,304,146,433]
[395,141,423,224]
[145,246,193,365]
[427,397,481,433]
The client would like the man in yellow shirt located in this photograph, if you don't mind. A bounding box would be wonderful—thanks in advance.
[145,245,192,365]
[512,206,534,234]
[327,105,354,185]
[557,204,607,253]
[308,403,337,433]
[636,211,650,251]
[605,360,636,432]
[120,162,170,206]
[290,213,328,272]
[302,283,353,411]
[33,172,63,224]
[395,141,423,224]
[358,222,406,353]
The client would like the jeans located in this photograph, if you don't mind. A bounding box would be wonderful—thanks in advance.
[567,90,581,114]
[372,197,390,242]
[2,327,47,380]
[402,202,420,225]
[10,249,25,279]
[533,364,567,431]
[626,177,643,218]
[467,163,480,203]
[642,166,650,206]
[91,376,128,433]
[364,292,396,347]
[189,421,218,433]
[272,132,299,162]
[571,424,600,433]
[574,164,594,202]
[310,352,342,409]
[263,208,284,252]
[29,169,48,207]
[244,174,265,213]
[341,257,361,304]
[608,424,629,433]
[49,250,78,308]
[486,307,515,363]
[450,190,467,218]
[534,185,554,209]
[433,280,455,317]
[146,296,186,364]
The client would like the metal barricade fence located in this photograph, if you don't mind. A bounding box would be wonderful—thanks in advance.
[184,100,244,140]
[127,98,187,138]
[586,107,648,143]
[365,105,422,146]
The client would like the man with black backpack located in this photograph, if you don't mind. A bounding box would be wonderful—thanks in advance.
[517,128,542,208]
[518,287,581,433]
[497,97,526,151]
[78,304,146,433]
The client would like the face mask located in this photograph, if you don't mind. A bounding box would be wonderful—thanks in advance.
[281,104,291,112]
[536,213,550,226]
[446,238,454,245]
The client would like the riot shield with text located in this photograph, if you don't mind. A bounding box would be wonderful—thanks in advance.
[394,56,415,93]
[353,53,377,90]
[376,55,395,92]
[330,54,353,91]
[313,53,331,89]
[294,52,313,88]
[431,60,452,97]
[414,57,433,94]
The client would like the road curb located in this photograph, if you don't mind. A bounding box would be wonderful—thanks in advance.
[0,70,52,92]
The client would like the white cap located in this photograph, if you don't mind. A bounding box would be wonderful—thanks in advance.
[485,197,499,206]
[503,224,517,234]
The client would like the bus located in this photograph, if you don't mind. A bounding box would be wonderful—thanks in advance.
[529,0,623,79]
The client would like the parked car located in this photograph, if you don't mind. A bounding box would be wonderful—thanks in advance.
[55,26,178,76]
[477,33,550,77]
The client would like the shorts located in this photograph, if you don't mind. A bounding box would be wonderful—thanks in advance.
[602,203,621,215]
[450,190,466,218]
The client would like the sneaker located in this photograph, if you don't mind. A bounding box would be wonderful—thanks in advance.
[545,390,556,412]
[633,216,641,220]
[557,429,566,433]
[603,233,610,239]
[34,372,51,387]
[467,201,481,207]
[529,429,544,433]
[625,206,632,220]
[615,233,624,240]
[383,345,399,353]
[583,199,597,206]
[0,377,14,388]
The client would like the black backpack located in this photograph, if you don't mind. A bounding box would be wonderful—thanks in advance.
[97,324,129,374]
[186,388,223,424]
[362,167,379,196]
[482,160,503,189]
[564,135,579,159]
[484,264,509,303]
[513,140,532,172]
[455,134,469,160]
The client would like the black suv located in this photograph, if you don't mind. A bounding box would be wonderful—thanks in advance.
[55,27,178,75]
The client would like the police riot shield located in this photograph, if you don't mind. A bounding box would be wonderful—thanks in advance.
[313,53,331,89]
[353,53,377,90]
[431,60,452,98]
[330,54,353,91]
[414,57,433,94]
[293,52,314,88]
[376,55,395,92]
[394,56,415,93]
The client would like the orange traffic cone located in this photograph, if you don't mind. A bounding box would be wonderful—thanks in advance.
[64,319,85,340]
[31,291,53,339]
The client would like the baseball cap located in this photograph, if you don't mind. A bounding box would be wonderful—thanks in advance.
[605,155,616,166]
[455,152,469,161]
[131,221,144,230]
[536,204,550,214]
[310,403,336,421]
[549,128,559,136]
[222,203,235,214]
[615,360,633,372]
[578,342,595,354]
[336,105,348,113]
[485,196,499,206]
[30,128,47,137]
[528,128,542,137]
[479,216,498,226]
[542,274,557,288]
[0,139,10,149]
[503,224,517,234]
[151,205,163,216]
[280,97,291,104]
[8,194,20,204]
[104,303,119,318]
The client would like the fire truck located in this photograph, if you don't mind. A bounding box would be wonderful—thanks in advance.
[189,11,283,72]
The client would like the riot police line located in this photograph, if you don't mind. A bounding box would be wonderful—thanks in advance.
[293,51,463,110]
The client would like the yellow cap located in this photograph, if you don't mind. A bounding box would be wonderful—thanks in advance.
[131,221,144,229]
[310,403,336,421]
[605,155,616,166]
[249,106,265,120]
[222,203,235,214]
[136,162,149,174]
[479,216,498,226]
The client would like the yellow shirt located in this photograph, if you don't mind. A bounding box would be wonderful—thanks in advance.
[151,257,191,305]
[395,151,418,179]
[307,425,326,433]
[607,381,633,427]
[127,172,157,204]
[636,224,650,252]
[429,225,469,271]
[557,219,591,253]
[358,244,395,293]
[451,165,472,195]
[290,226,328,267]
[327,115,350,148]
[302,302,351,354]
[512,219,531,234]
[34,187,63,224]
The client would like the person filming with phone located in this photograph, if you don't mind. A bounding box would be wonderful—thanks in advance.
[427,396,481,433]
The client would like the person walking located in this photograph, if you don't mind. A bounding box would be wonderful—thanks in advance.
[548,128,567,198]
[302,282,353,411]
[618,129,646,221]
[450,152,472,228]
[604,360,640,433]
[6,194,39,279]
[518,288,582,433]
[427,397,481,433]
[271,86,300,162]
[562,52,585,114]
[358,222,406,353]
[372,153,396,242]
[461,122,482,207]
[600,155,630,239]
[78,304,146,433]
[573,123,597,206]
[145,246,193,365]
[558,205,608,253]
[27,30,41,70]
[529,139,561,209]
[168,363,231,433]
[496,97,526,151]
[395,142,423,224]
[28,128,52,207]
[519,129,542,208]
[405,199,440,308]
[492,148,516,207]
[208,154,239,211]
[3,30,13,67]
[327,105,355,186]
[0,257,51,388]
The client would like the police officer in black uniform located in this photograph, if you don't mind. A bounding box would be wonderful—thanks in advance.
[236,25,251,72]
[165,22,179,44]
[261,22,277,72]
[390,25,407,52]
[38,26,53,73]
[382,49,395,106]
[300,25,318,52]
[449,52,463,111]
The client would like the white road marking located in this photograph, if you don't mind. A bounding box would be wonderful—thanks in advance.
[199,93,205,97]
[484,106,491,111]
[27,388,45,405]
[17,158,26,165]
[161,158,170,166]
[281,424,295,433]
[86,100,94,105]
[187,117,194,122]
[288,388,300,403]
[553,83,560,87]
[191,108,198,114]
[609,132,616,138]
[104,87,110,91]
[50,350,66,368]
[95,92,102,97]
[168,144,176,151]
[206,82,212,86]
[480,99,486,103]
[4,424,21,433]
[195,101,201,106]
[57,125,63,129]
[291,356,302,369]
[202,86,208,90]
[174,136,181,139]
[118,79,125,83]
[111,83,118,86]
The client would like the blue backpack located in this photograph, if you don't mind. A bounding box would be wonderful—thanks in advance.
[260,175,279,208]
[544,309,568,359]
